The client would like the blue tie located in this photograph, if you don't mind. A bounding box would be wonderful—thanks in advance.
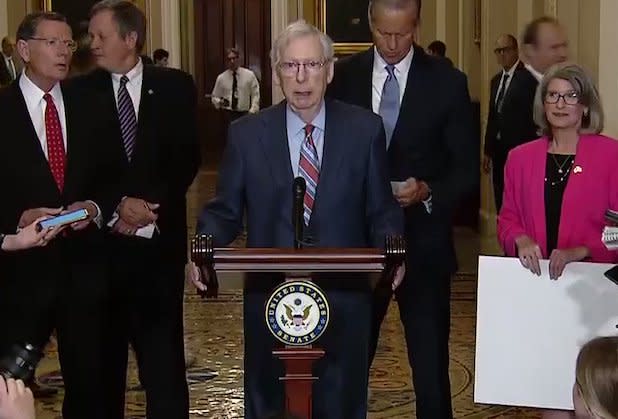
[378,64,400,148]
[118,75,137,160]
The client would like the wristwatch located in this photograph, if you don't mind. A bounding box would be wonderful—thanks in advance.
[0,233,5,250]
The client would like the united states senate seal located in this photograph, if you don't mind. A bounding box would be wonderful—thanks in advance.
[265,281,330,346]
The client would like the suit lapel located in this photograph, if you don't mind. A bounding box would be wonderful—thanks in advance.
[530,139,548,255]
[135,65,155,161]
[557,135,587,250]
[259,102,294,187]
[9,82,59,194]
[62,83,77,195]
[394,45,427,142]
[358,49,374,110]
[312,100,345,215]
[489,75,499,108]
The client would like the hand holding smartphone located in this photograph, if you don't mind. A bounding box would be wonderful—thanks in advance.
[36,209,89,232]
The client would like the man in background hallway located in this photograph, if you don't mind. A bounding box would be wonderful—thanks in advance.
[521,16,568,82]
[0,37,18,86]
[211,47,260,122]
[483,34,538,211]
[327,0,477,417]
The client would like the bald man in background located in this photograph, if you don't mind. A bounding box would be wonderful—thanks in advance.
[483,34,538,211]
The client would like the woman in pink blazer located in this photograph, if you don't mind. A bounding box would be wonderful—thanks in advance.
[498,62,618,419]
[498,62,618,278]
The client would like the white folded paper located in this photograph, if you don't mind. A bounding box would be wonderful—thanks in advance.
[107,213,155,239]
[390,181,406,194]
[474,256,618,410]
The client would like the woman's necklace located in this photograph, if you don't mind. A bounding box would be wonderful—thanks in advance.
[545,154,575,186]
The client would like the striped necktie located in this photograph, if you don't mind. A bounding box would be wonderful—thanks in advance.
[117,75,137,159]
[298,124,320,226]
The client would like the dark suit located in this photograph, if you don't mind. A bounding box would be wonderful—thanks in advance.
[197,99,403,419]
[0,79,123,419]
[75,65,200,419]
[484,62,538,210]
[327,45,478,419]
[0,56,15,86]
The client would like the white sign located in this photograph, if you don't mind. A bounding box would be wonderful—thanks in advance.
[474,256,618,410]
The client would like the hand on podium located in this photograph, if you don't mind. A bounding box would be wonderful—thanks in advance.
[185,261,208,292]
[392,263,406,291]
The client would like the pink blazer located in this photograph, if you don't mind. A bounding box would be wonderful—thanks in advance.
[498,134,618,263]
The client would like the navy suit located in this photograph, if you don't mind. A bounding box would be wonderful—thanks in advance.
[197,99,403,418]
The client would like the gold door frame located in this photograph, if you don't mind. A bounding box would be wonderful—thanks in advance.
[315,0,372,55]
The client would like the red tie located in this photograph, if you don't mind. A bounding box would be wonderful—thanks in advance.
[43,93,66,192]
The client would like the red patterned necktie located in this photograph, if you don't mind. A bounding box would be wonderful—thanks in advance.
[43,93,66,191]
[298,124,320,225]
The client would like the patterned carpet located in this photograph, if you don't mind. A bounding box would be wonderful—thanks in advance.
[34,170,542,418]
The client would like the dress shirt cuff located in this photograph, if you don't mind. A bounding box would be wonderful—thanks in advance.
[422,195,432,214]
[86,200,104,228]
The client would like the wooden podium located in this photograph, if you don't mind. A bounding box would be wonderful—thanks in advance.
[191,235,405,419]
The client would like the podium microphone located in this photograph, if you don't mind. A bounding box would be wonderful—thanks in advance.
[293,177,306,249]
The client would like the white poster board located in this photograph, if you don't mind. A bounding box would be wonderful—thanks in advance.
[474,256,618,410]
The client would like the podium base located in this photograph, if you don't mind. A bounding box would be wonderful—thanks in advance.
[273,346,325,419]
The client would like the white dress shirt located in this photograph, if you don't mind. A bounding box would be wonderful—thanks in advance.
[495,59,519,104]
[19,71,68,156]
[371,46,414,114]
[108,59,158,238]
[19,71,102,224]
[524,63,543,82]
[211,67,260,113]
[371,47,432,213]
[111,59,144,118]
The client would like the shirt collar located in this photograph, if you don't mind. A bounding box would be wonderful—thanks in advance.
[373,45,414,77]
[503,59,520,77]
[524,63,543,82]
[2,53,11,61]
[19,70,62,110]
[111,58,144,84]
[286,100,326,136]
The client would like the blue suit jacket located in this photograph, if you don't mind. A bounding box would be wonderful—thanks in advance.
[197,99,403,251]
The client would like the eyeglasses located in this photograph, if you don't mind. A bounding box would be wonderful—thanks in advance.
[278,60,327,76]
[494,46,514,54]
[545,90,580,105]
[28,37,77,52]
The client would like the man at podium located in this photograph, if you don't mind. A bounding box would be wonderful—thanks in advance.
[188,20,404,419]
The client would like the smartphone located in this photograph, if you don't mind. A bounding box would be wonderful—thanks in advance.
[605,265,618,286]
[37,209,89,231]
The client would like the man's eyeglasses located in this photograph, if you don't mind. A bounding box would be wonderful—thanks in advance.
[544,90,580,105]
[494,46,514,54]
[278,60,327,76]
[28,38,77,52]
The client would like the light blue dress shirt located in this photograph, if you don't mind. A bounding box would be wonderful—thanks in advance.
[286,102,326,177]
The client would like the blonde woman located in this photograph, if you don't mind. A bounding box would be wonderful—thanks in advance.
[573,336,618,419]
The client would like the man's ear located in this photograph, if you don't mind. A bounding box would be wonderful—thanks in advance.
[125,31,138,51]
[273,68,281,87]
[16,39,30,64]
[326,60,334,84]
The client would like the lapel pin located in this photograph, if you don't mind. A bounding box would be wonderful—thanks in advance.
[148,89,154,95]
[573,165,582,174]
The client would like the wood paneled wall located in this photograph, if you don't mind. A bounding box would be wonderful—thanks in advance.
[194,0,272,167]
